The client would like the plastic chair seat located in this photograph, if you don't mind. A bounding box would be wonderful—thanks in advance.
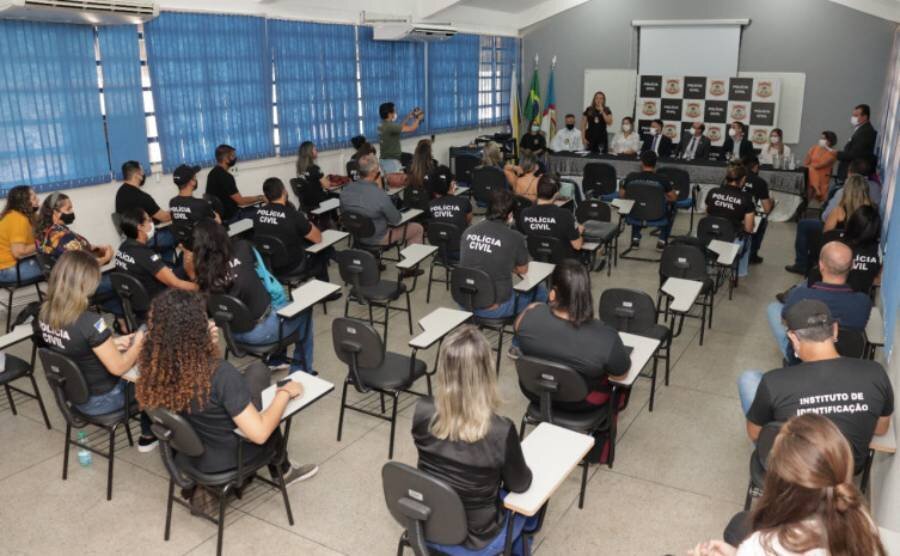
[358,352,427,391]
[0,274,43,289]
[72,402,140,428]
[353,280,406,302]
[235,330,302,358]
[472,315,515,329]
[524,402,610,433]
[174,442,277,486]
[0,354,30,383]
[635,323,671,342]
[583,221,618,243]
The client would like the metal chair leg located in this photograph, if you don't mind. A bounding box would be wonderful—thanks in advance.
[4,383,15,414]
[62,423,72,480]
[495,328,505,376]
[578,460,588,509]
[276,457,295,525]
[5,287,13,332]
[388,393,399,459]
[30,374,52,429]
[216,491,227,556]
[107,427,116,500]
[405,291,413,335]
[649,354,658,412]
[336,380,349,442]
[426,264,435,303]
[164,478,175,540]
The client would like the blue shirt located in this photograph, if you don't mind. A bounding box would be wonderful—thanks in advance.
[783,281,872,330]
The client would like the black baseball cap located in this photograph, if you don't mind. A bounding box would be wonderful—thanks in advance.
[424,165,454,193]
[784,300,834,332]
[173,164,200,186]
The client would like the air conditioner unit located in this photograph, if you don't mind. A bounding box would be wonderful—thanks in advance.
[0,0,159,25]
[373,22,456,42]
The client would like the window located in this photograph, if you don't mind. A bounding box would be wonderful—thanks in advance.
[478,35,519,126]
[138,26,161,165]
[427,34,480,133]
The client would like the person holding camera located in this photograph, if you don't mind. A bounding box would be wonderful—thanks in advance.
[378,102,424,174]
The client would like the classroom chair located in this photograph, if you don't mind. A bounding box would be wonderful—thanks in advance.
[341,210,404,264]
[470,166,506,212]
[657,167,697,234]
[402,186,431,212]
[1,311,51,429]
[108,272,151,333]
[656,243,715,346]
[526,235,566,265]
[582,162,617,201]
[425,222,462,304]
[453,153,480,187]
[0,257,44,332]
[836,327,868,359]
[575,199,619,275]
[332,318,429,459]
[697,215,741,299]
[253,234,317,291]
[620,183,670,262]
[450,267,515,375]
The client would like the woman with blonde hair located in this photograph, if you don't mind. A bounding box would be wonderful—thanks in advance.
[690,414,885,556]
[582,90,613,153]
[35,250,155,450]
[412,325,535,553]
[503,150,541,203]
[824,175,872,233]
[481,141,504,169]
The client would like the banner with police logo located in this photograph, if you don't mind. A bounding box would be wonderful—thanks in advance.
[637,75,780,148]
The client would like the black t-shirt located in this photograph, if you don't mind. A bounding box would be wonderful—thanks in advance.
[807,241,882,294]
[36,311,115,397]
[298,164,327,210]
[743,174,770,203]
[253,202,312,270]
[520,133,546,153]
[206,166,239,221]
[704,186,755,231]
[184,360,267,473]
[623,171,673,193]
[460,219,529,304]
[427,195,471,233]
[169,195,216,247]
[747,358,894,467]
[225,240,271,320]
[518,203,580,260]
[115,183,161,219]
[516,304,630,388]
[115,238,167,300]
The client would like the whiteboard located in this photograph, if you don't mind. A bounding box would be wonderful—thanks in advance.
[738,71,806,144]
[584,69,638,132]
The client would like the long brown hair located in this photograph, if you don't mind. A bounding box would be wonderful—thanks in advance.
[750,414,885,555]
[2,185,35,221]
[39,250,100,330]
[136,289,219,413]
[408,139,434,189]
[838,175,872,220]
[35,191,70,237]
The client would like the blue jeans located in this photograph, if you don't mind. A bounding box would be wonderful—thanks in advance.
[737,369,764,415]
[427,492,540,556]
[793,219,823,269]
[380,158,403,174]
[149,227,177,265]
[76,380,152,436]
[0,257,42,284]
[736,236,751,278]
[766,301,790,359]
[233,309,314,373]
[95,274,124,316]
[628,214,673,242]
[472,285,548,348]
[751,216,768,258]
[225,206,259,225]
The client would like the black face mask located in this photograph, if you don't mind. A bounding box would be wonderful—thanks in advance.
[138,175,146,186]
[60,212,75,225]
[227,156,237,168]
[565,123,575,130]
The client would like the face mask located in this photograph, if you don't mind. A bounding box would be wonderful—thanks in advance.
[770,135,780,144]
[728,128,737,138]
[145,222,155,241]
[851,116,859,126]
[818,139,828,147]
[227,157,237,168]
[138,175,146,186]
[649,127,658,136]
[30,204,38,213]
[60,212,75,225]
[565,123,575,130]
[531,126,540,132]
[622,124,632,132]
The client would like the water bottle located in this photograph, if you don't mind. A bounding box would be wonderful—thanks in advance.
[77,431,92,467]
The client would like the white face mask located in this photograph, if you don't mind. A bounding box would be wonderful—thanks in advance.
[649,127,658,136]
[728,128,737,138]
[622,124,632,132]
[818,138,828,147]
[851,116,859,126]
[770,135,780,144]
[531,126,540,133]
[145,222,155,241]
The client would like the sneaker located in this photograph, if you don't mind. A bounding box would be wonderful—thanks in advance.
[507,346,521,360]
[749,255,764,265]
[775,291,787,304]
[137,436,158,453]
[649,228,661,237]
[630,238,640,249]
[656,240,666,250]
[280,462,319,487]
[265,352,291,371]
[784,264,805,275]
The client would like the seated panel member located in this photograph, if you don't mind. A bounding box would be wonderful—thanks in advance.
[169,164,220,251]
[678,122,711,161]
[619,150,676,250]
[115,160,175,262]
[518,175,583,261]
[704,162,756,277]
[206,144,265,224]
[114,208,197,301]
[758,127,791,165]
[719,121,754,161]
[549,114,583,152]
[640,119,673,158]
[610,116,640,156]
[520,121,547,158]
[253,177,333,285]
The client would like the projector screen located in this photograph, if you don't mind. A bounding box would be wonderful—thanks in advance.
[639,24,741,77]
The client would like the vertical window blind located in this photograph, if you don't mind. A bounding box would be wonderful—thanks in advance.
[427,34,481,133]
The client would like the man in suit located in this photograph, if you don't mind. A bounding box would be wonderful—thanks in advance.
[679,122,711,161]
[836,104,877,179]
[719,122,754,161]
[641,119,673,158]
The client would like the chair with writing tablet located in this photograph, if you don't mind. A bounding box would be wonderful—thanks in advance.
[453,154,480,187]
[658,166,697,233]
[39,348,139,501]
[525,235,565,265]
[382,461,537,556]
[516,355,616,509]
[1,309,51,429]
[656,244,715,346]
[582,162,617,201]
[252,234,314,291]
[147,406,294,556]
[450,266,515,375]
[697,215,740,298]
[341,210,403,264]
[576,199,619,275]
[332,318,429,459]
[402,186,431,213]
[108,271,151,333]
[620,182,669,262]
[470,166,506,213]
[598,288,671,409]
[425,222,462,304]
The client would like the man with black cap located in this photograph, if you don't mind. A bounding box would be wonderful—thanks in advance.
[169,164,220,251]
[739,299,892,470]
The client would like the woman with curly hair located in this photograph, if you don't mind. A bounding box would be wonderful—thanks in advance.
[136,289,318,483]
[190,219,315,374]
[0,185,42,283]
[36,250,155,451]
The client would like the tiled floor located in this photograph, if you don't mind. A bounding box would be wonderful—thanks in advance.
[0,217,806,555]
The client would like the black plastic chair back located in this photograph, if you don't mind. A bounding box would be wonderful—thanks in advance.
[335,249,381,290]
[333,317,386,394]
[598,288,658,334]
[203,194,225,219]
[172,223,193,248]
[659,243,708,282]
[342,211,377,243]
[34,251,55,279]
[38,348,91,408]
[698,216,737,246]
[836,327,867,359]
[575,199,613,224]
[382,461,468,554]
[516,356,590,423]
[512,196,532,224]
[450,267,497,311]
[657,167,691,201]
[400,152,414,170]
[254,234,293,272]
[207,293,257,336]
[527,235,564,264]
[427,222,462,265]
[582,163,617,197]
[625,183,667,222]
[470,166,506,205]
[109,271,151,331]
[403,186,431,212]
[146,407,204,490]
[454,154,480,186]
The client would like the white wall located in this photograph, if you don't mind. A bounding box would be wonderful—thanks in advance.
[59,127,502,248]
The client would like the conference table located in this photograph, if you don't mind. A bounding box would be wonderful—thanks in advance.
[547,152,807,196]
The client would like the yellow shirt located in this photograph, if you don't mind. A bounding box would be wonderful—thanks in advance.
[0,211,35,270]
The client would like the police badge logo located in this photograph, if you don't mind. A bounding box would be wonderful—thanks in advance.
[665,79,680,95]
[642,101,657,116]
[708,127,722,142]
[709,80,726,96]
[663,124,678,139]
[752,129,769,145]
[730,103,747,121]
[756,81,773,98]
[686,102,701,119]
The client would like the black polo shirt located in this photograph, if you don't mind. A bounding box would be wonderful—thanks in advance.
[518,203,580,260]
[115,238,167,299]
[206,166,239,221]
[298,164,328,210]
[520,133,546,154]
[36,311,115,397]
[115,183,161,219]
[743,174,771,204]
[427,195,471,232]
[169,195,216,248]
[226,240,271,321]
[704,186,755,231]
[253,202,312,270]
[460,219,529,304]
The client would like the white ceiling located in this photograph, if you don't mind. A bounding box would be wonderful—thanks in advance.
[454,0,549,15]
